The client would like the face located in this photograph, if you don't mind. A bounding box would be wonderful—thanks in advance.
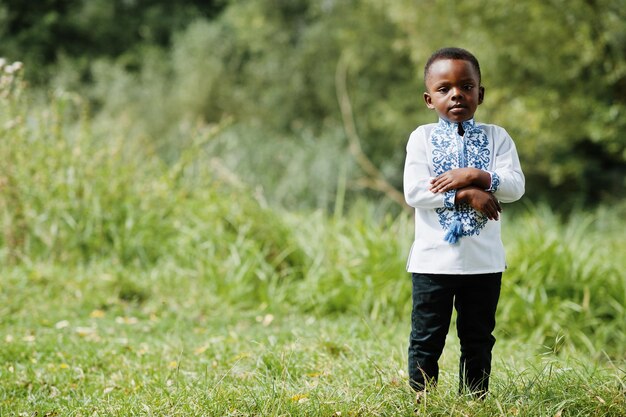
[423,59,484,123]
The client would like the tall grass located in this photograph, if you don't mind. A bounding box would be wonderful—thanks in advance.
[502,204,626,359]
[2,65,625,360]
[1,61,625,415]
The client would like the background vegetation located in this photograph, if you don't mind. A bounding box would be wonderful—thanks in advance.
[1,0,625,415]
[2,0,624,210]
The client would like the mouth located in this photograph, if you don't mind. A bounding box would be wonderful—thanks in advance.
[449,105,467,114]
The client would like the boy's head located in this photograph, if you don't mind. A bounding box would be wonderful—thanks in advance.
[423,47,484,123]
[424,47,481,85]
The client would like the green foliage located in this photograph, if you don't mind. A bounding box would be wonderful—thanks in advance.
[38,0,620,208]
[1,70,625,415]
[501,203,626,359]
[2,71,625,360]
[4,0,622,207]
[1,80,176,265]
[0,0,226,82]
[2,272,625,415]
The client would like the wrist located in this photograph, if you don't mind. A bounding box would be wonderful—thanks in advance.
[468,168,480,184]
[455,187,473,204]
[456,185,485,204]
[471,169,491,189]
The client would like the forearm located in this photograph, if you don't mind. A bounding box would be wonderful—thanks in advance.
[405,176,456,209]
[489,128,525,202]
[455,186,480,205]
[429,167,494,193]
[456,186,501,220]
[492,170,525,202]
[468,168,492,189]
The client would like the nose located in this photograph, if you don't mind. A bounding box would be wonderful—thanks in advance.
[451,87,463,99]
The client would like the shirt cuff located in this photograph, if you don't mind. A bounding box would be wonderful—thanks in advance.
[443,190,456,208]
[486,171,500,192]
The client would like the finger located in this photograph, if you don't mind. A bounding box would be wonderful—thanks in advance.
[488,195,502,214]
[430,180,448,192]
[430,177,444,187]
[488,201,498,220]
[433,177,452,189]
[490,196,501,211]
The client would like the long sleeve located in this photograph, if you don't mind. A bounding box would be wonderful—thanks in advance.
[403,120,525,274]
[488,127,525,203]
[403,126,454,209]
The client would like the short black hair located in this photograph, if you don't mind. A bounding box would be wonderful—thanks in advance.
[424,47,481,85]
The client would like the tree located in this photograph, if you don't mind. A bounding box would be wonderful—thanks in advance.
[1,0,623,207]
[0,0,226,82]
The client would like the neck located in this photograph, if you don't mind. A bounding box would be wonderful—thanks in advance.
[438,117,475,132]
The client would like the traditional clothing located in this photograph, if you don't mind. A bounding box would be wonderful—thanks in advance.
[403,118,525,274]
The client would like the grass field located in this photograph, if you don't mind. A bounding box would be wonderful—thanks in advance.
[1,263,625,416]
[1,61,625,416]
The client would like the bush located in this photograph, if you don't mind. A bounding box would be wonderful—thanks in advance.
[2,63,624,360]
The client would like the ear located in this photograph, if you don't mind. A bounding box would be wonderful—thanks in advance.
[423,92,435,109]
[478,86,485,105]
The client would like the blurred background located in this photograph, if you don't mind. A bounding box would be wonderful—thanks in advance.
[1,0,624,213]
[1,0,626,382]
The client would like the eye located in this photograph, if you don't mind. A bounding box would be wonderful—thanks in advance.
[437,87,449,93]
[463,84,474,91]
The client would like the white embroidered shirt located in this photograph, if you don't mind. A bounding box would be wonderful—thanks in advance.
[403,118,525,274]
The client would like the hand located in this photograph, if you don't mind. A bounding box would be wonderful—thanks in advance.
[457,187,502,220]
[430,168,476,193]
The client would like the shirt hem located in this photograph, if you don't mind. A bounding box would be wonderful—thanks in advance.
[406,267,506,275]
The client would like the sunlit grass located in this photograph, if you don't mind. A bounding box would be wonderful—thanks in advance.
[1,61,625,416]
[2,266,624,416]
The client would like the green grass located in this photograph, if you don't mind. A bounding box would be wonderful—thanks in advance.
[1,268,625,416]
[1,61,625,416]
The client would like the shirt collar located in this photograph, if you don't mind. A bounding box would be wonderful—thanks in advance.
[437,117,476,134]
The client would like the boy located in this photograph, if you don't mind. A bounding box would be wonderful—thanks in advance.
[403,47,525,399]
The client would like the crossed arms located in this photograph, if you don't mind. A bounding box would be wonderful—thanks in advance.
[429,168,501,220]
[403,125,525,219]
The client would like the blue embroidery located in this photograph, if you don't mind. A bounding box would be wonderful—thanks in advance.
[431,118,492,240]
[443,190,456,209]
[489,172,500,192]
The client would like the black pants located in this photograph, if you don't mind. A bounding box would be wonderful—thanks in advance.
[408,272,502,395]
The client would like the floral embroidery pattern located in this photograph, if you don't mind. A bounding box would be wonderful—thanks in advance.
[488,172,500,192]
[431,119,492,239]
